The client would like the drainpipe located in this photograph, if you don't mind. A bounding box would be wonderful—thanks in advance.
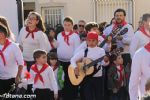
[93,0,97,22]
[132,0,135,29]
[16,0,24,32]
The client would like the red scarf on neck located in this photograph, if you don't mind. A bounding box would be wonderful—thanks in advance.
[0,38,11,66]
[48,38,55,49]
[117,65,124,85]
[113,21,127,30]
[61,31,73,46]
[25,27,38,39]
[52,64,57,71]
[144,42,150,52]
[31,63,49,84]
[140,26,150,38]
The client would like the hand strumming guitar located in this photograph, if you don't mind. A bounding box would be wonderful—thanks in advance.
[74,67,79,76]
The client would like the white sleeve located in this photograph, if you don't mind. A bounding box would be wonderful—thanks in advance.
[13,44,24,66]
[102,43,111,52]
[28,69,34,84]
[71,50,84,68]
[129,33,139,59]
[37,32,52,52]
[103,25,113,36]
[122,25,134,44]
[74,34,81,51]
[129,50,142,100]
[74,41,87,55]
[48,67,58,94]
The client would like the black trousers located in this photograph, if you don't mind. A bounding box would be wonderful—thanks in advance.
[33,89,54,100]
[110,87,129,100]
[0,78,16,100]
[25,61,35,100]
[80,77,103,100]
[59,61,78,100]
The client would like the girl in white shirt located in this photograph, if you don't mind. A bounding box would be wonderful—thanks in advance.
[17,12,51,72]
[47,52,64,100]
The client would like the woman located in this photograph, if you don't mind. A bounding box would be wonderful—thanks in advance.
[17,12,51,71]
[0,17,24,97]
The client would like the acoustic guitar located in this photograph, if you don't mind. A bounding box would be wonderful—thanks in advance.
[68,48,123,85]
[99,26,128,47]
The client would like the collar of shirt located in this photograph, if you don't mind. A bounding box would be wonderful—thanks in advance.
[65,32,70,35]
[0,44,4,50]
[145,28,150,36]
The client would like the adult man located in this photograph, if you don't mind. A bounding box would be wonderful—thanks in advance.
[103,8,134,66]
[78,20,86,42]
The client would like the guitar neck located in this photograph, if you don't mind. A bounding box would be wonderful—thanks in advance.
[83,56,104,69]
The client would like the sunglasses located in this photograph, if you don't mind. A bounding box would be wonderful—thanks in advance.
[79,25,85,27]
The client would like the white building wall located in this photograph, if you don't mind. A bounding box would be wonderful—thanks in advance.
[0,0,18,35]
[25,0,150,30]
[36,0,94,24]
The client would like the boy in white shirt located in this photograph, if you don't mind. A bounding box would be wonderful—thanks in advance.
[30,49,58,100]
[71,31,108,100]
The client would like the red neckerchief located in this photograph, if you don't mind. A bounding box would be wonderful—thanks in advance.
[52,64,58,71]
[117,65,124,86]
[61,31,73,45]
[140,26,150,38]
[25,27,38,39]
[144,42,150,52]
[113,20,127,30]
[0,39,11,66]
[48,38,55,49]
[31,63,49,84]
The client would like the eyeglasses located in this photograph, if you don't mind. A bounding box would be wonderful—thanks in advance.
[28,17,37,21]
[79,25,85,27]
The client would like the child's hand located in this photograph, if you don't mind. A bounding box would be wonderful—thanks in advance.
[54,94,58,100]
[74,67,79,76]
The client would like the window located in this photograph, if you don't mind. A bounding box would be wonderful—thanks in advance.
[42,7,64,28]
[96,0,133,24]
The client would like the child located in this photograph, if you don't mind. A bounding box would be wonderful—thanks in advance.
[107,53,129,100]
[71,31,109,100]
[47,52,64,100]
[57,16,80,100]
[30,49,58,100]
[46,27,57,49]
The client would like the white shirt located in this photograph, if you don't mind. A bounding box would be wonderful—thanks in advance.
[17,27,51,61]
[129,47,150,100]
[57,32,80,62]
[71,47,105,77]
[129,30,150,58]
[30,65,58,94]
[103,24,134,53]
[0,41,24,79]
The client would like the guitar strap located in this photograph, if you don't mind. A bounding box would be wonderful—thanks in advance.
[84,48,88,57]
